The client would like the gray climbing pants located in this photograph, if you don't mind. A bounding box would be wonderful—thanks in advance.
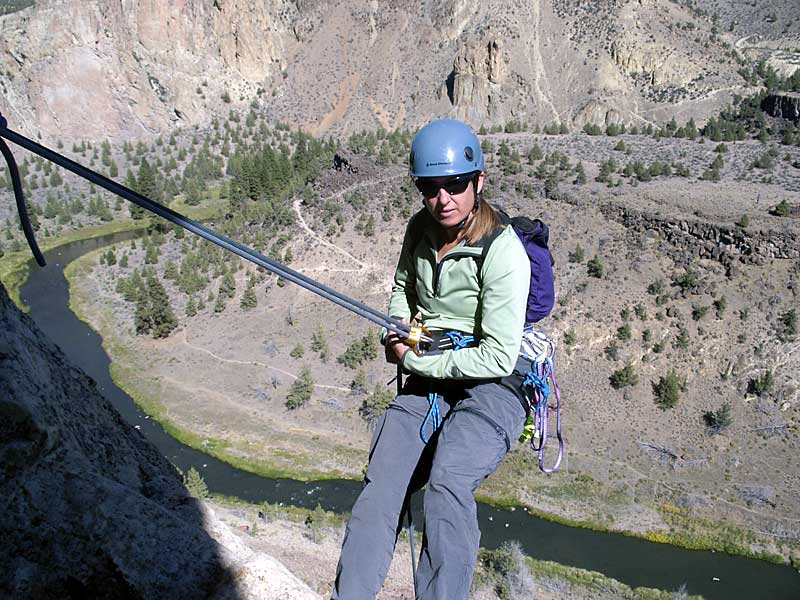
[331,360,527,600]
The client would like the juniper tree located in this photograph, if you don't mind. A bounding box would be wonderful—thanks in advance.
[703,403,732,434]
[359,384,393,429]
[286,367,314,409]
[183,467,209,498]
[185,295,197,317]
[311,325,330,362]
[240,281,257,310]
[610,364,638,389]
[652,370,687,410]
[587,256,604,278]
[145,274,178,338]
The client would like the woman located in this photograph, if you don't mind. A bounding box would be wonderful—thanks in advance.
[331,118,531,600]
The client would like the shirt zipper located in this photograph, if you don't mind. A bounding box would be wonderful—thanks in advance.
[432,250,481,297]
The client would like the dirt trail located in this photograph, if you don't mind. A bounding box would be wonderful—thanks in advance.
[292,173,405,270]
[178,329,350,393]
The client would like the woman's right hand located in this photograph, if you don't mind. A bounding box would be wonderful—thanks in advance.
[385,321,412,365]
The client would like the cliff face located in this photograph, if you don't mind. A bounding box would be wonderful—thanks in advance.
[0,281,319,600]
[0,0,747,140]
[762,92,800,122]
[0,0,296,140]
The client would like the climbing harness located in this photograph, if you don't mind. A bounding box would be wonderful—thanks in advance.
[518,327,564,473]
[419,331,474,444]
[0,113,432,347]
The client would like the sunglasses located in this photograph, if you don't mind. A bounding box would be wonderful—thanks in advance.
[414,174,475,198]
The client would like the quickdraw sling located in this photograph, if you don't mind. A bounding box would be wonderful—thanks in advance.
[517,327,564,473]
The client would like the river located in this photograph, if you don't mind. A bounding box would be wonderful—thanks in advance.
[18,231,800,600]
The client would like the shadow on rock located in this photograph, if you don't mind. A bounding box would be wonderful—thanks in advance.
[0,281,245,600]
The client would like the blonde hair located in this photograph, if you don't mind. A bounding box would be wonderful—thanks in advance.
[462,192,501,245]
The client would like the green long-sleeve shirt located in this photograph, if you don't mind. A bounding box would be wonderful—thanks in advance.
[387,209,530,380]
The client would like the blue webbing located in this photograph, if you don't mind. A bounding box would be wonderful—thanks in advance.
[419,331,474,444]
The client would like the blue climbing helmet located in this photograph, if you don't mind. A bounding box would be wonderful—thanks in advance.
[409,118,484,178]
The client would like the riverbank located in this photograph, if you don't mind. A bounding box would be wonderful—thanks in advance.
[207,493,705,600]
[0,192,222,311]
[0,219,143,310]
[63,243,799,571]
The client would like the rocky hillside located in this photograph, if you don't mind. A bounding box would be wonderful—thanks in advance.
[0,281,319,599]
[0,0,754,141]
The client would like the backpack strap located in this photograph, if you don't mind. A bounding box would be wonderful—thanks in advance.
[474,210,511,282]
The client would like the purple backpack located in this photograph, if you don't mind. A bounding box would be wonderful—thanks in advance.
[480,213,555,324]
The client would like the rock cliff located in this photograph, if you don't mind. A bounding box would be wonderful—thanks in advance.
[762,92,800,122]
[0,0,748,140]
[0,281,319,600]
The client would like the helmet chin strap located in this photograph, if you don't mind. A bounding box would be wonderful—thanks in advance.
[454,182,480,230]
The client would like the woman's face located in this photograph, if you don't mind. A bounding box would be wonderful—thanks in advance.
[418,172,485,229]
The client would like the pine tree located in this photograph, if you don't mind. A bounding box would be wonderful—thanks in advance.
[286,367,314,409]
[240,281,257,310]
[183,467,209,498]
[213,294,227,313]
[146,274,178,338]
[311,325,330,362]
[219,271,236,298]
[185,295,197,317]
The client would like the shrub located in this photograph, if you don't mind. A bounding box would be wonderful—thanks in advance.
[359,385,394,428]
[568,244,585,263]
[691,305,710,321]
[703,402,732,434]
[634,303,647,320]
[737,213,749,228]
[587,256,604,278]
[771,199,791,217]
[713,296,727,318]
[610,363,638,389]
[563,329,577,347]
[748,369,774,397]
[672,268,699,292]
[778,309,797,341]
[473,541,533,600]
[652,370,687,409]
[673,326,690,350]
[290,343,305,358]
[616,323,632,341]
[647,279,665,296]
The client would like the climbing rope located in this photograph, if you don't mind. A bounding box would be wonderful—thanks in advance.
[518,327,564,473]
[0,112,432,347]
[419,331,474,444]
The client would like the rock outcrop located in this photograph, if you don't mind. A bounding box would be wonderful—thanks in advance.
[450,38,508,122]
[0,282,318,600]
[762,92,800,122]
[602,204,800,272]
